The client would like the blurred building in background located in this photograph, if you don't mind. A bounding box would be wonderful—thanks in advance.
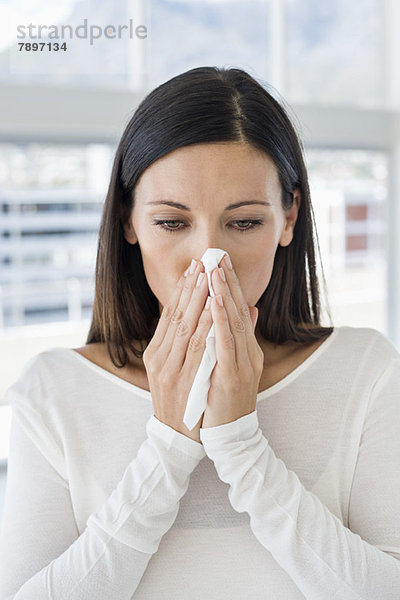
[0,143,113,328]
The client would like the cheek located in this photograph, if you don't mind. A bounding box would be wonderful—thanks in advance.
[141,256,180,310]
[134,221,186,307]
[237,251,276,306]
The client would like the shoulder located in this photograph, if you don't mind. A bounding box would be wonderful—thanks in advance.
[336,325,399,358]
[4,346,76,410]
[334,325,397,353]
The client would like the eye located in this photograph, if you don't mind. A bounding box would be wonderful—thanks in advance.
[233,219,263,232]
[152,219,264,234]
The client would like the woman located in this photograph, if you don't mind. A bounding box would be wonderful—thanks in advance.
[0,66,399,599]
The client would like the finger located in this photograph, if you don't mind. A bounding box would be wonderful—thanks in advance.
[250,306,258,331]
[214,255,259,360]
[167,267,210,371]
[211,266,248,365]
[210,293,237,370]
[247,306,258,333]
[220,254,252,328]
[162,259,208,367]
[149,270,188,349]
[181,294,213,376]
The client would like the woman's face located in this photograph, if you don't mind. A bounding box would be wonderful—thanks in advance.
[123,141,300,314]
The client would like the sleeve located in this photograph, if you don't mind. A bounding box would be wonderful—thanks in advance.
[0,397,205,600]
[199,359,400,600]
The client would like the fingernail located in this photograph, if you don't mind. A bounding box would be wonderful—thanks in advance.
[189,259,197,275]
[218,267,226,282]
[184,267,190,277]
[225,255,233,270]
[196,272,205,287]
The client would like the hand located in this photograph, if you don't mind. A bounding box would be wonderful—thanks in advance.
[201,255,264,429]
[143,259,213,443]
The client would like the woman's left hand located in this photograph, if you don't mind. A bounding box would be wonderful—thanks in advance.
[201,255,265,429]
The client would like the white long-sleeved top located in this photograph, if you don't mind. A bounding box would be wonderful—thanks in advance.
[0,325,399,599]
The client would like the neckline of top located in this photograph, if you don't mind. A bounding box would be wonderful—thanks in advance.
[60,326,340,402]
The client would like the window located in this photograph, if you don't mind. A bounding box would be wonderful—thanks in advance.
[0,0,149,90]
[286,0,384,108]
[0,143,114,327]
[149,0,271,89]
[308,149,388,331]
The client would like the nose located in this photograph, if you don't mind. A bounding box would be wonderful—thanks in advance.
[193,247,231,273]
[185,224,232,268]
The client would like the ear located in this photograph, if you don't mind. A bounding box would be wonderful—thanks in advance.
[122,219,138,245]
[279,188,301,247]
[120,202,138,245]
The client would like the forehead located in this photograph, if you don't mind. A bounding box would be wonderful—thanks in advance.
[135,142,280,198]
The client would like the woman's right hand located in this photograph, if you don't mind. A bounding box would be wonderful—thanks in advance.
[142,259,213,443]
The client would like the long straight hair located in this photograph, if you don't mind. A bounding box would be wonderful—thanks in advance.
[86,66,334,368]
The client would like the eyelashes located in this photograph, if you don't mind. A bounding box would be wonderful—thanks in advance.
[152,219,264,234]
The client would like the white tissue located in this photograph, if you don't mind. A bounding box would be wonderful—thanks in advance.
[183,248,228,430]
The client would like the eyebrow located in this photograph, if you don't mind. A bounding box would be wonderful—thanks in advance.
[145,200,272,210]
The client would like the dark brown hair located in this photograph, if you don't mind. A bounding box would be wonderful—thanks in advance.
[86,66,334,368]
